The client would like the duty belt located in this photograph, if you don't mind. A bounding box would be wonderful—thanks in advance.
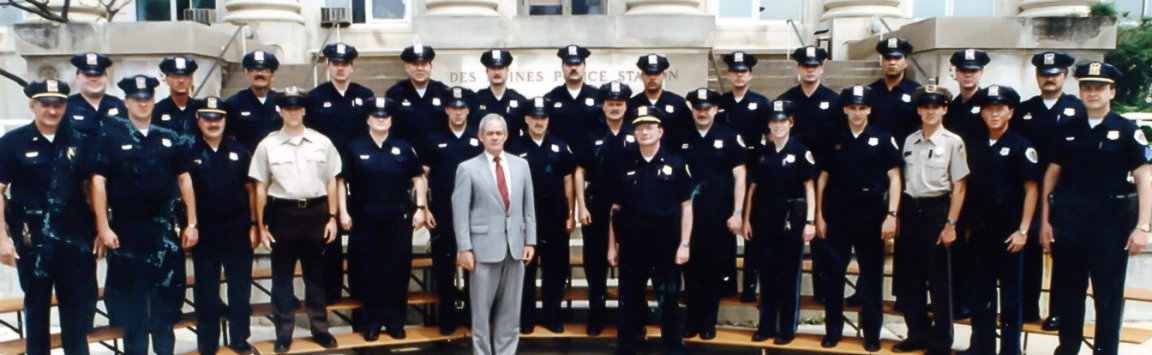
[269,196,327,209]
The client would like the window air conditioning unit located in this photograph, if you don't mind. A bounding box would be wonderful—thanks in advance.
[182,8,216,24]
[321,7,352,28]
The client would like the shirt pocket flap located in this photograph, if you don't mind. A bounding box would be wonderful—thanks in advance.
[471,225,489,234]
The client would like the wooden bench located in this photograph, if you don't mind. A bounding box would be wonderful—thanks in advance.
[250,326,467,355]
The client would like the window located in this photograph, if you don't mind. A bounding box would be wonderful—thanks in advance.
[913,0,994,18]
[1112,0,1152,18]
[327,0,407,23]
[522,0,603,15]
[0,7,23,25]
[716,0,802,21]
[136,0,215,21]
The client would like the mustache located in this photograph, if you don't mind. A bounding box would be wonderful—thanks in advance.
[254,75,267,81]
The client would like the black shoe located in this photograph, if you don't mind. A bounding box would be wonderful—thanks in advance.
[773,335,795,345]
[387,328,407,340]
[313,333,338,348]
[586,322,603,336]
[520,325,535,335]
[864,340,881,352]
[544,323,564,334]
[751,330,773,342]
[821,335,840,348]
[892,340,929,353]
[845,293,862,308]
[363,327,381,341]
[273,339,291,353]
[198,347,218,355]
[228,342,254,355]
[681,327,698,339]
[955,349,977,355]
[700,329,716,340]
[740,292,757,303]
[1042,316,1061,331]
[439,324,456,336]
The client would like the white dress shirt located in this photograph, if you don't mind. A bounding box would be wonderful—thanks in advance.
[485,150,512,192]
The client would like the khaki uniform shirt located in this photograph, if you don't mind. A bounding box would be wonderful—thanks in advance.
[248,129,342,199]
[902,127,969,198]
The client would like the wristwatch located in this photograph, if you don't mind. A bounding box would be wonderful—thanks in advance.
[1019,228,1029,235]
[947,219,958,226]
[888,211,898,218]
[416,205,426,210]
[680,240,691,248]
[806,220,815,225]
[329,213,338,219]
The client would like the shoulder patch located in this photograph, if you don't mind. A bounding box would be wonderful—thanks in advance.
[805,150,815,164]
[958,143,966,159]
[1137,130,1149,146]
[891,137,899,149]
[1025,147,1038,163]
[736,135,745,148]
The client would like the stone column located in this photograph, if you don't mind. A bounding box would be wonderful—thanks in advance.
[222,0,305,24]
[423,0,500,16]
[821,0,903,20]
[624,0,703,15]
[1017,0,1091,17]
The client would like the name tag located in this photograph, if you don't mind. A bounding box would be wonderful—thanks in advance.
[241,111,251,116]
[162,138,172,147]
[479,104,487,110]
[323,102,332,108]
[595,140,603,146]
[193,159,202,165]
[24,151,38,158]
[554,102,563,108]
[402,100,412,106]
[438,143,448,148]
[1108,131,1120,140]
[1023,113,1033,120]
[121,144,133,150]
[509,100,518,108]
[229,152,240,161]
[868,137,879,146]
[161,114,171,121]
[73,115,84,121]
[819,102,829,110]
[682,143,690,149]
[108,108,119,116]
[1000,147,1011,156]
[1064,108,1076,116]
[1066,136,1075,141]
[360,154,370,159]
[627,171,636,176]
[585,98,595,106]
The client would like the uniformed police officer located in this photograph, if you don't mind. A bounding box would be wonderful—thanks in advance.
[715,51,771,302]
[958,85,1037,355]
[815,85,902,352]
[225,50,283,153]
[868,38,922,144]
[308,42,375,308]
[869,37,922,311]
[944,48,992,322]
[572,81,637,336]
[944,49,992,143]
[776,45,843,305]
[63,52,128,138]
[742,100,816,345]
[0,80,98,355]
[1041,62,1150,355]
[506,96,576,335]
[388,45,452,150]
[894,85,969,355]
[154,56,202,138]
[628,54,692,141]
[1012,51,1082,330]
[93,75,198,355]
[607,105,691,355]
[469,49,528,137]
[249,87,342,353]
[338,96,427,341]
[544,45,600,155]
[186,96,257,355]
[677,88,746,341]
[420,86,483,335]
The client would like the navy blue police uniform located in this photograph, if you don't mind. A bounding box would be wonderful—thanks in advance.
[469,49,528,136]
[613,105,691,355]
[225,50,283,153]
[1049,62,1150,355]
[95,75,190,355]
[0,80,98,355]
[818,85,902,351]
[185,97,256,355]
[153,56,203,139]
[61,53,128,138]
[943,49,993,143]
[544,45,600,155]
[867,38,922,145]
[676,88,747,339]
[387,45,452,150]
[627,54,692,142]
[506,97,576,332]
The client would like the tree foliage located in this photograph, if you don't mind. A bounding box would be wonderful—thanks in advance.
[1106,17,1152,113]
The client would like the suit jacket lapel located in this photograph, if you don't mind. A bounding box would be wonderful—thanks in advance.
[477,156,506,210]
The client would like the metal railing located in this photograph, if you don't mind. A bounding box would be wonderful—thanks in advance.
[785,19,806,47]
[707,49,726,93]
[303,26,339,88]
[877,17,933,83]
[193,24,248,98]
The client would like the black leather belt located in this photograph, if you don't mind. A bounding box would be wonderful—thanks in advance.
[269,196,327,209]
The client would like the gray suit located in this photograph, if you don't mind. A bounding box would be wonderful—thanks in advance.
[453,152,536,355]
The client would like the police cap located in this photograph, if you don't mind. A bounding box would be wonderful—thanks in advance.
[598,81,632,101]
[323,43,359,63]
[525,96,552,117]
[446,86,472,108]
[631,105,666,126]
[557,45,591,64]
[1074,61,1122,85]
[723,51,758,71]
[365,96,394,117]
[975,85,1020,109]
[791,46,828,66]
[480,49,514,68]
[275,87,309,108]
[839,85,874,107]
[685,87,721,109]
[636,53,670,74]
[400,45,436,63]
[117,75,161,100]
[1032,51,1075,76]
[911,85,953,107]
[242,51,280,71]
[949,49,991,71]
[71,52,112,76]
[24,79,69,103]
[159,56,198,76]
[876,37,914,58]
[767,100,795,121]
[197,96,229,120]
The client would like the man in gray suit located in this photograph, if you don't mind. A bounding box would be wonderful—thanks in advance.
[453,113,537,355]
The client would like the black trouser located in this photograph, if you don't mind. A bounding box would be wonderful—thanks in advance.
[191,218,254,352]
[321,226,345,305]
[429,196,468,329]
[8,211,97,355]
[1023,196,1056,322]
[522,204,570,328]
[968,204,1025,355]
[751,197,805,337]
[951,222,972,315]
[266,199,331,340]
[582,191,612,327]
[615,215,686,355]
[683,188,735,333]
[105,212,186,355]
[1051,192,1136,355]
[350,206,414,331]
[821,192,886,343]
[898,194,954,353]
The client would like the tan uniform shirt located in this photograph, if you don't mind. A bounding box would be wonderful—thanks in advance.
[248,129,342,199]
[902,127,969,198]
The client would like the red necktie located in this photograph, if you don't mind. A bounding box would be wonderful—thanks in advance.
[495,156,510,211]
